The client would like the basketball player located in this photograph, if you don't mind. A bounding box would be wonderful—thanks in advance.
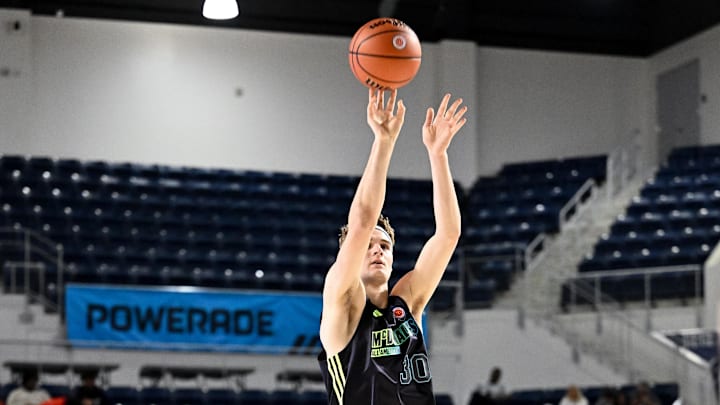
[318,88,467,404]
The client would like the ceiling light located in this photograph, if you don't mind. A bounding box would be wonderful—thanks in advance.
[202,0,239,20]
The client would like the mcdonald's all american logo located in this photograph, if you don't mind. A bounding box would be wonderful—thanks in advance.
[392,35,407,50]
[392,306,406,320]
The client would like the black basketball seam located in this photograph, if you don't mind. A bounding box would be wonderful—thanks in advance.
[353,29,420,54]
[348,52,421,60]
[354,55,419,84]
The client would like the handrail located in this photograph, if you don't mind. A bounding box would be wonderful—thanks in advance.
[575,264,701,279]
[0,227,61,252]
[0,227,65,319]
[559,178,596,228]
[563,264,704,327]
[546,274,716,405]
[524,233,546,270]
[606,130,642,198]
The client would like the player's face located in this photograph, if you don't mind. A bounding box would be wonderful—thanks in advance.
[365,228,394,277]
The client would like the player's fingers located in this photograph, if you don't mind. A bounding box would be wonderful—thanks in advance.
[387,89,397,113]
[446,98,463,117]
[437,93,451,118]
[453,106,468,123]
[368,88,379,110]
[453,118,468,134]
[424,107,434,127]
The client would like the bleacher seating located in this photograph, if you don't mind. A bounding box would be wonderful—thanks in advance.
[569,145,720,307]
[664,329,718,363]
[105,386,141,405]
[0,153,611,310]
[463,155,606,307]
[0,155,461,310]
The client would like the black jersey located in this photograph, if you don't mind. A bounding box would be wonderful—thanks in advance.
[318,295,435,405]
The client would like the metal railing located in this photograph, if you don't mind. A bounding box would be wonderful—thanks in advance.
[0,227,65,318]
[562,265,704,330]
[559,178,597,228]
[606,130,643,199]
[543,272,716,405]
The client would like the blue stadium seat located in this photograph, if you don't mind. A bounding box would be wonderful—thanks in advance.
[237,389,270,405]
[106,386,141,405]
[204,388,238,405]
[297,390,327,405]
[139,386,173,405]
[268,389,302,404]
[174,387,205,405]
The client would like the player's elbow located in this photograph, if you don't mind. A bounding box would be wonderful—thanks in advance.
[437,226,461,243]
[442,233,461,252]
[348,206,379,229]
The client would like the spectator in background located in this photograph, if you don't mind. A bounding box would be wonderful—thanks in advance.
[629,382,660,405]
[67,371,109,405]
[559,385,588,405]
[616,391,628,405]
[468,367,507,405]
[5,370,50,405]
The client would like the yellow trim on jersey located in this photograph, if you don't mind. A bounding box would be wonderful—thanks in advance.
[327,354,346,403]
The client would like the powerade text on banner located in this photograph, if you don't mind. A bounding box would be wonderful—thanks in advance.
[65,284,322,354]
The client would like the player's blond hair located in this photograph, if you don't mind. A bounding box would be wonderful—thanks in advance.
[338,214,395,247]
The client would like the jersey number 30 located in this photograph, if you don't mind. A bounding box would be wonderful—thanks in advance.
[399,353,431,384]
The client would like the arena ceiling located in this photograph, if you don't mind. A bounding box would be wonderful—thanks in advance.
[1,0,720,57]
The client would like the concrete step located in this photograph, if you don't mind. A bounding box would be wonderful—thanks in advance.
[0,292,62,340]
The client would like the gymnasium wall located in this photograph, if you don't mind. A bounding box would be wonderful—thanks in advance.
[0,9,649,187]
[650,22,720,150]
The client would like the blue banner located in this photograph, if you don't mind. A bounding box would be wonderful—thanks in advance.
[65,284,322,354]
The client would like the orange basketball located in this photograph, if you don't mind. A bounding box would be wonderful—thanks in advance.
[348,18,422,90]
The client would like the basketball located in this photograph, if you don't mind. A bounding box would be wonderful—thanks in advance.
[348,18,422,90]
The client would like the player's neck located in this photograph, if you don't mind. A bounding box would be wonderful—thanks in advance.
[365,283,389,309]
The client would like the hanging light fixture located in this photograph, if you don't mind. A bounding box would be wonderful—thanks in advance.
[202,0,239,20]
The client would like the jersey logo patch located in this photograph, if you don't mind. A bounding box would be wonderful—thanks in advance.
[373,309,383,318]
[392,306,406,320]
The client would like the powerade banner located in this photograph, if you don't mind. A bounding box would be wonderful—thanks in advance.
[65,284,322,354]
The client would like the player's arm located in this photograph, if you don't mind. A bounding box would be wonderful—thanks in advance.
[392,94,467,319]
[320,89,405,355]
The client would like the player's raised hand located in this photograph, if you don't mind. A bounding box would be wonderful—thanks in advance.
[422,93,467,155]
[367,88,406,142]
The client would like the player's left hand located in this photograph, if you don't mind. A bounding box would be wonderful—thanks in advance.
[422,93,467,155]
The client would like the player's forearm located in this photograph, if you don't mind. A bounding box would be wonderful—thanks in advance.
[348,137,396,228]
[428,152,461,240]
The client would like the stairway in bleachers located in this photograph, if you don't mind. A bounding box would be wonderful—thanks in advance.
[494,167,648,313]
[563,145,720,307]
[462,155,608,308]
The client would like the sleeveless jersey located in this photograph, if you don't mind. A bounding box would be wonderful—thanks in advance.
[318,295,435,405]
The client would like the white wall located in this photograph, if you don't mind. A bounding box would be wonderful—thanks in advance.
[475,47,650,175]
[0,9,32,143]
[650,23,720,151]
[0,10,650,188]
[432,309,626,404]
